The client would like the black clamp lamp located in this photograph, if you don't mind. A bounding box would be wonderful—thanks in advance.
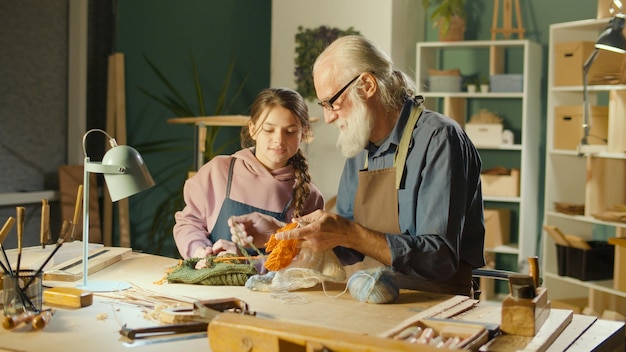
[580,1,626,152]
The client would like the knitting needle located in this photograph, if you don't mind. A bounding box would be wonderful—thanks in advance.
[40,199,50,249]
[31,309,55,330]
[70,185,83,241]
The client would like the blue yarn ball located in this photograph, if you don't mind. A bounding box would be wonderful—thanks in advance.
[347,267,400,304]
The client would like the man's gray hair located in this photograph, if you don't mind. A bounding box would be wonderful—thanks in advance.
[313,35,417,114]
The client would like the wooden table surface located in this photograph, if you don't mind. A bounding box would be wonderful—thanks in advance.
[0,250,624,352]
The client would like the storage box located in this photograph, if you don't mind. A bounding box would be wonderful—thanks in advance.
[483,208,510,248]
[554,41,625,86]
[557,241,615,281]
[429,75,462,92]
[465,123,503,147]
[490,74,523,92]
[553,105,608,150]
[481,168,520,197]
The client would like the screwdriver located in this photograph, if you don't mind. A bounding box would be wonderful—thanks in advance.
[31,309,55,330]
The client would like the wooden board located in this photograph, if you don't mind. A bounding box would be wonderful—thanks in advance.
[43,246,131,281]
[58,165,101,243]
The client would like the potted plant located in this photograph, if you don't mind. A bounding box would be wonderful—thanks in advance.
[422,0,466,41]
[480,76,490,93]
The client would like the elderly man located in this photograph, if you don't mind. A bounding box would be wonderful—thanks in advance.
[231,35,484,296]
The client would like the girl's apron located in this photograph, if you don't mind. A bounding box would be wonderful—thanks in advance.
[211,158,291,254]
[352,102,471,296]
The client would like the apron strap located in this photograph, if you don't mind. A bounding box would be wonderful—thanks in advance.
[394,103,424,189]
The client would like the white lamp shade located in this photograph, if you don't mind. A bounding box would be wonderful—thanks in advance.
[102,145,155,202]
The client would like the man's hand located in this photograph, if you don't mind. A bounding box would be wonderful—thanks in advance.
[228,213,284,249]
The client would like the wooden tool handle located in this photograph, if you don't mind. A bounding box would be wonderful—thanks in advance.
[16,206,25,249]
[0,217,15,244]
[32,310,54,330]
[528,256,540,288]
[2,311,35,330]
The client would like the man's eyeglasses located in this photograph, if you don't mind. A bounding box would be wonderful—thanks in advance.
[317,74,360,111]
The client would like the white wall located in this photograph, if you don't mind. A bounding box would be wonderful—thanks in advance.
[271,0,425,201]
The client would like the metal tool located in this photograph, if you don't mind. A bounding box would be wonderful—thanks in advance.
[119,297,255,340]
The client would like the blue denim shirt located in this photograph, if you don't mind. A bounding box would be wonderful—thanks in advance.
[335,99,485,281]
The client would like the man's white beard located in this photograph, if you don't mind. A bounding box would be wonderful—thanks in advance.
[334,98,374,158]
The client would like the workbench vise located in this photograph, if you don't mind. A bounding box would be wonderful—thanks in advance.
[500,275,551,337]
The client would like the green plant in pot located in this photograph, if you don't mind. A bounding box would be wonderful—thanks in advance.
[422,0,466,41]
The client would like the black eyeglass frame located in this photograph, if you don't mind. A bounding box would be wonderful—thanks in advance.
[317,74,361,111]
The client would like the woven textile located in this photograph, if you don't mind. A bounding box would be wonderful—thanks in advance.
[167,256,258,286]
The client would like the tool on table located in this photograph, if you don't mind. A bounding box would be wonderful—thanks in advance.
[40,198,50,248]
[501,257,550,337]
[2,310,36,330]
[70,184,83,241]
[43,287,93,308]
[120,297,255,340]
[31,309,55,330]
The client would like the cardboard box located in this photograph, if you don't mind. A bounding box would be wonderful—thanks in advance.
[553,105,608,150]
[481,168,520,197]
[554,41,625,86]
[598,0,619,19]
[483,208,510,248]
[465,123,503,147]
[490,74,523,92]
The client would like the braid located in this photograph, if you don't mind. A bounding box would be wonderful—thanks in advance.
[289,149,311,218]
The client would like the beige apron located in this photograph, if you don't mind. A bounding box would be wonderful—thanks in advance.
[352,104,472,296]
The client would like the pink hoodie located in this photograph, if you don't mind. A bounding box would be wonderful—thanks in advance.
[173,148,325,258]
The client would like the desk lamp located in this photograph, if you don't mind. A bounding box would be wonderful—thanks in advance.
[78,129,155,292]
[581,2,626,149]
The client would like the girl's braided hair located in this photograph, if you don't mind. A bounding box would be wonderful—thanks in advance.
[240,88,313,217]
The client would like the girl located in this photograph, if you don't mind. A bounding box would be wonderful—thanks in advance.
[173,88,324,259]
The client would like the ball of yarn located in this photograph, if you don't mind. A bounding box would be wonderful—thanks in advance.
[347,267,399,304]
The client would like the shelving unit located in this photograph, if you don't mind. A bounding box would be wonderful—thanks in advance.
[542,18,626,316]
[416,40,542,296]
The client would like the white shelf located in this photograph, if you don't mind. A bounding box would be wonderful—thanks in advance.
[416,40,542,284]
[0,190,59,206]
[542,18,626,315]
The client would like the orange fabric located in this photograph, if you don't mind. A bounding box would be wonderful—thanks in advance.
[263,222,300,271]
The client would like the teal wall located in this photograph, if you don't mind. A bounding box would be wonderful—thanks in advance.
[117,0,601,257]
[115,0,271,257]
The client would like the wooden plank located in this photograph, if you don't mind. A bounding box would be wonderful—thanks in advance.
[480,309,573,352]
[567,318,625,352]
[43,246,131,281]
[546,314,596,352]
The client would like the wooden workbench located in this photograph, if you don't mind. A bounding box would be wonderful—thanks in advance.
[0,250,624,351]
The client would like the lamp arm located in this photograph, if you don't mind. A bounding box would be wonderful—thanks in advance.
[580,48,599,149]
[82,157,90,287]
[84,161,128,175]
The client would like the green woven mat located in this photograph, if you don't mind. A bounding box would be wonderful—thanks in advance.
[167,256,258,286]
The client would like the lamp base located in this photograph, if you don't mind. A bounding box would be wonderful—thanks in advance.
[76,281,132,292]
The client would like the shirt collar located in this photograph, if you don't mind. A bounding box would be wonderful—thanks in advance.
[365,99,417,156]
